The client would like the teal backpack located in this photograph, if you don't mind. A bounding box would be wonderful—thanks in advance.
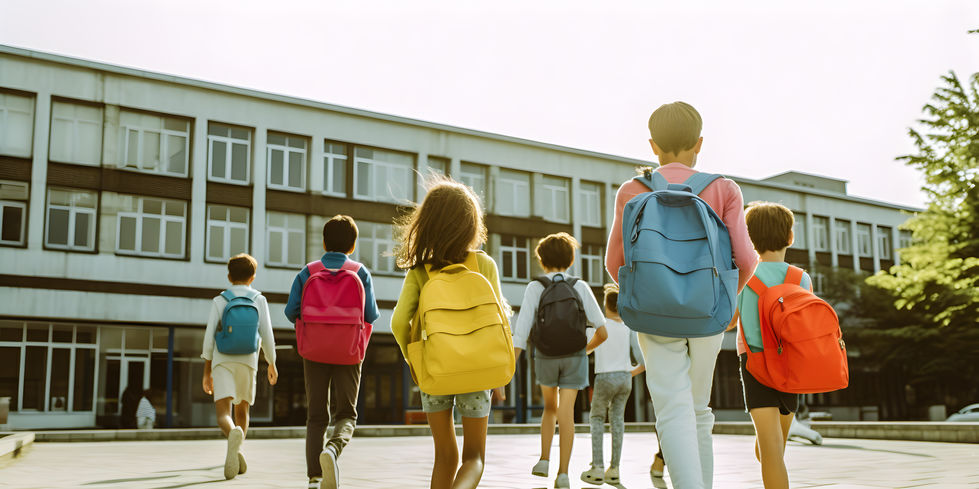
[618,170,739,338]
[215,289,261,354]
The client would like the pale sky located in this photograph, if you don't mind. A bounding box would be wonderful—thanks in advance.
[3,0,978,208]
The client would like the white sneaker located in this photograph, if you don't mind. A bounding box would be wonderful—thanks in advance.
[319,445,339,489]
[224,427,243,480]
[238,451,247,474]
[308,477,322,489]
[580,465,604,485]
[532,459,550,477]
[555,473,570,488]
[650,464,667,489]
[604,466,620,484]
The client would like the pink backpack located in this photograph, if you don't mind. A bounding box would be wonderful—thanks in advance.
[295,260,372,365]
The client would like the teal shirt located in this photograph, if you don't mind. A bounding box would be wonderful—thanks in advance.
[737,262,811,353]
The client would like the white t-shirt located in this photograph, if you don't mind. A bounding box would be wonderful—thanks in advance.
[201,285,277,370]
[593,318,643,374]
[511,272,606,353]
[136,397,155,420]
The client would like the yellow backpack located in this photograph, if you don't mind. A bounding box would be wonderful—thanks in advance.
[406,252,515,396]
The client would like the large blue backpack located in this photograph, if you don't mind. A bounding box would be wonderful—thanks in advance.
[215,289,261,354]
[618,170,739,338]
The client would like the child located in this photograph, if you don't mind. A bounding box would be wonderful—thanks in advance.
[285,215,380,489]
[605,101,757,489]
[734,202,810,489]
[512,232,608,489]
[580,284,644,486]
[201,253,278,480]
[390,177,507,489]
[136,389,155,430]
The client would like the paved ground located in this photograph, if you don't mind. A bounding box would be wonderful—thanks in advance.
[1,433,975,488]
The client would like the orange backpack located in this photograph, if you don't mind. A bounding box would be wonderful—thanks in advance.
[739,266,849,394]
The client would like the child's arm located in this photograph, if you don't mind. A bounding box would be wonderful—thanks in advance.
[576,281,606,328]
[725,308,740,332]
[200,299,220,394]
[585,325,608,355]
[719,179,758,292]
[629,331,645,376]
[390,270,421,360]
[256,295,278,385]
[605,184,636,284]
[284,268,308,324]
[202,359,213,395]
[358,266,381,325]
[511,282,541,358]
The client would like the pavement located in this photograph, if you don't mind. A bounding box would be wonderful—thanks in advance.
[0,432,975,489]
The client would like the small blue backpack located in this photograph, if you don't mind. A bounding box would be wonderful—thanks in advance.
[618,170,739,338]
[215,289,261,354]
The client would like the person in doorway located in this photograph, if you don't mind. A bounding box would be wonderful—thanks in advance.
[136,389,155,430]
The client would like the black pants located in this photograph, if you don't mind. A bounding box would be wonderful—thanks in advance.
[304,359,363,478]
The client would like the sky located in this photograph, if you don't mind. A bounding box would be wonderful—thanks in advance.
[2,0,977,208]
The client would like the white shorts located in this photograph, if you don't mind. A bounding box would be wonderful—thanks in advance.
[212,362,256,406]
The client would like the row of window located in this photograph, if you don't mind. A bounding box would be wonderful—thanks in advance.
[791,214,908,260]
[0,92,606,226]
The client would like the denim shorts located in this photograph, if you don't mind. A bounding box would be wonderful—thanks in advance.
[420,390,492,418]
[535,353,589,390]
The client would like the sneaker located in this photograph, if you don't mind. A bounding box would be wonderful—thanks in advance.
[604,466,619,485]
[532,459,549,477]
[238,452,247,474]
[319,445,339,489]
[224,427,243,480]
[555,473,571,488]
[650,464,667,489]
[308,477,322,489]
[580,465,604,485]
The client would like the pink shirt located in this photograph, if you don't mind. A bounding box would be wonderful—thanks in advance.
[605,162,758,293]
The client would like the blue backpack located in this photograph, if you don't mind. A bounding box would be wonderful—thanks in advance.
[618,170,739,338]
[215,289,261,354]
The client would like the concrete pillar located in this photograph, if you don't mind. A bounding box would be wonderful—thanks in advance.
[850,220,860,273]
[892,226,902,265]
[805,211,816,268]
[828,216,839,268]
[531,172,544,219]
[487,165,500,216]
[449,157,461,180]
[308,134,324,194]
[871,223,881,273]
[570,176,583,274]
[415,152,429,200]
[188,116,208,263]
[252,126,267,268]
[26,91,51,249]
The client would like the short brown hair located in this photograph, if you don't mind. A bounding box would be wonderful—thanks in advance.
[395,175,487,269]
[744,201,795,253]
[603,283,619,313]
[323,215,358,253]
[228,253,257,282]
[535,232,579,270]
[648,101,703,154]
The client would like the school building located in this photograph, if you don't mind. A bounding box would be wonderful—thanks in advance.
[0,45,918,430]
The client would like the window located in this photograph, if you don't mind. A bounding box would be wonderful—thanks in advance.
[0,181,28,246]
[499,235,530,281]
[266,211,305,267]
[267,132,306,191]
[0,92,34,157]
[353,221,397,274]
[426,156,448,176]
[45,188,97,251]
[581,244,605,285]
[208,123,251,184]
[877,226,892,260]
[539,175,570,222]
[812,216,829,251]
[206,205,249,262]
[811,271,826,295]
[835,219,851,254]
[791,213,806,249]
[898,230,912,249]
[49,101,102,165]
[323,141,347,196]
[857,223,872,257]
[119,111,189,176]
[116,197,187,258]
[578,182,602,227]
[353,147,414,203]
[459,162,487,205]
[496,170,531,217]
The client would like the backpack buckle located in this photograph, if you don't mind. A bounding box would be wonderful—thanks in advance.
[421,330,428,341]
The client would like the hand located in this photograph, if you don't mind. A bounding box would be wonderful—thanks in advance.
[492,386,506,402]
[267,363,278,386]
[202,374,213,395]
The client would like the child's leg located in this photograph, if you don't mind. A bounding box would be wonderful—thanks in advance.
[608,374,632,468]
[749,407,790,489]
[326,363,362,456]
[588,376,612,468]
[556,387,579,475]
[234,401,250,437]
[780,412,794,450]
[539,385,559,461]
[426,409,459,489]
[303,359,331,479]
[452,415,488,489]
[215,397,234,437]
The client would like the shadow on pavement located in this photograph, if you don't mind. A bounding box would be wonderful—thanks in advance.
[83,475,180,485]
[793,441,935,458]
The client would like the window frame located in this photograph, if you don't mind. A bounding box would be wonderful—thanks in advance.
[496,169,531,217]
[459,162,488,205]
[578,181,603,227]
[539,175,570,223]
[0,91,35,158]
[48,100,103,166]
[44,188,98,252]
[812,216,830,252]
[856,224,873,257]
[322,141,348,197]
[877,228,892,260]
[580,244,605,285]
[835,220,852,254]
[266,132,307,192]
[499,235,531,282]
[352,221,398,275]
[119,112,191,177]
[0,200,27,247]
[352,146,415,203]
[265,211,306,268]
[207,123,252,185]
[205,204,250,263]
[115,197,187,259]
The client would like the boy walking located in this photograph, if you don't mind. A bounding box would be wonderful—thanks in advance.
[286,215,379,489]
[201,253,278,480]
[606,102,757,489]
[512,232,608,489]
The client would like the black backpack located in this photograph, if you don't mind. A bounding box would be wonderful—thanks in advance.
[530,274,588,356]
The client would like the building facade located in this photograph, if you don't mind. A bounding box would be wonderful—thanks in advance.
[0,45,917,430]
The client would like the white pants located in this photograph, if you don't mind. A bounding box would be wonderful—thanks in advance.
[637,332,724,489]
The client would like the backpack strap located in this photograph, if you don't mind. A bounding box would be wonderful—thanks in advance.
[533,276,551,288]
[340,260,361,273]
[219,289,236,302]
[746,275,768,296]
[784,265,805,286]
[244,289,261,301]
[682,172,723,196]
[307,260,326,275]
[633,169,670,192]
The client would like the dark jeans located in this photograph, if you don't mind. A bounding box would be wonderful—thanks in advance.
[304,359,363,478]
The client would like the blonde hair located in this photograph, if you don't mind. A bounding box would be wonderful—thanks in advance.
[647,101,703,154]
[394,176,487,269]
[744,201,795,253]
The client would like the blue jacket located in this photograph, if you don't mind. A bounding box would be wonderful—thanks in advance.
[285,252,380,325]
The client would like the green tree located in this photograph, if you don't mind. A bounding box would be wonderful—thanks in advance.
[865,68,979,412]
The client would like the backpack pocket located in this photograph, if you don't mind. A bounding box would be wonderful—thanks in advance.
[623,258,717,319]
